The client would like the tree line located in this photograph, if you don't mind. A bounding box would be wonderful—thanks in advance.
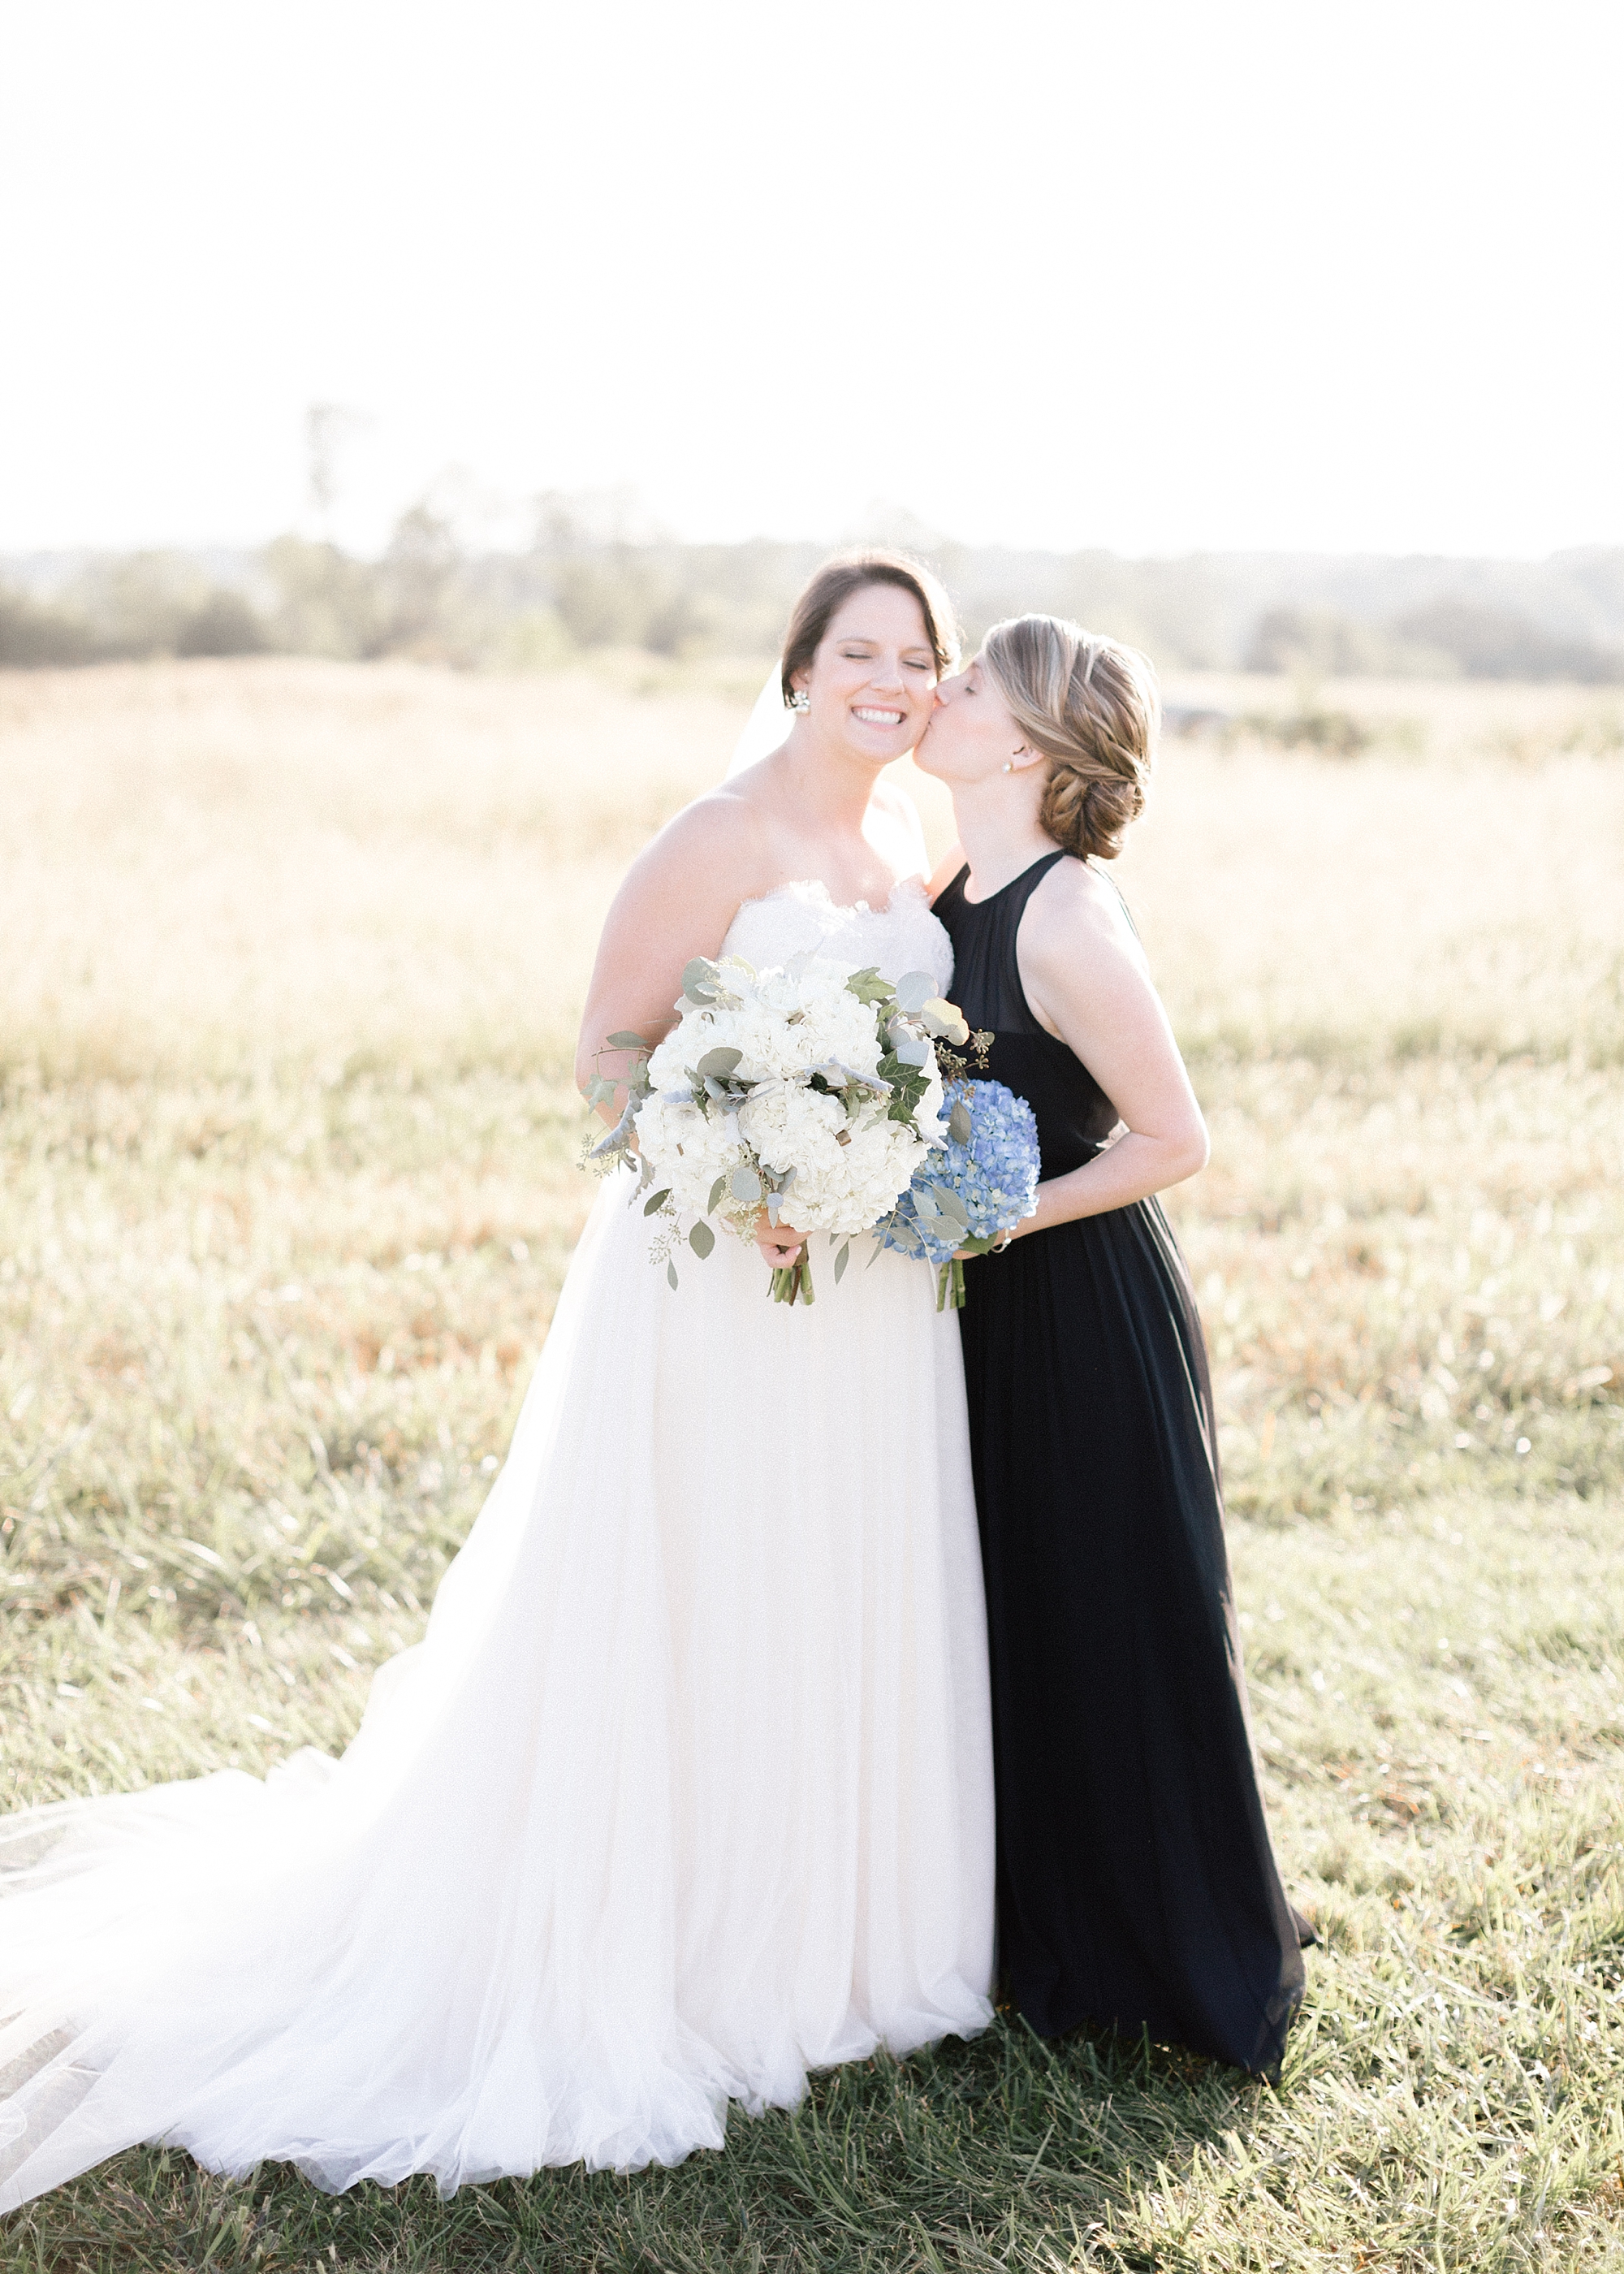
[3,504,1622,681]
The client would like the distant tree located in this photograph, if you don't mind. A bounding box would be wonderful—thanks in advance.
[1390,599,1623,682]
[0,585,97,666]
[379,502,464,656]
[261,535,389,659]
[1,560,273,664]
[175,590,269,657]
[64,551,202,657]
[1245,606,1452,677]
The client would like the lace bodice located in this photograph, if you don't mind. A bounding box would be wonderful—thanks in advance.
[720,879,953,992]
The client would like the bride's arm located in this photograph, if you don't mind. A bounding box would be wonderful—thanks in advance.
[581,793,812,1273]
[1001,864,1209,1234]
[576,793,766,1122]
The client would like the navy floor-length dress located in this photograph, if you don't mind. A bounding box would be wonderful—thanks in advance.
[936,851,1305,2076]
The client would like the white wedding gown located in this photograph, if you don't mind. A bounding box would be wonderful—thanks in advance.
[0,880,994,2207]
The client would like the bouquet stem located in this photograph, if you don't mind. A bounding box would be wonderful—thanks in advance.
[935,1258,968,1312]
[770,1252,816,1306]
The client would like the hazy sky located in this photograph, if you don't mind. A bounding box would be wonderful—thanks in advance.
[3,0,1620,558]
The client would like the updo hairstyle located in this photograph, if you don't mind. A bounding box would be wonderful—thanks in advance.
[780,550,960,706]
[980,614,1160,862]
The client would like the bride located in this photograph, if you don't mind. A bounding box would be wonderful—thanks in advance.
[0,551,995,2208]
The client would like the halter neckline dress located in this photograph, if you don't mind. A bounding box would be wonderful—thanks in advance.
[935,850,1305,2076]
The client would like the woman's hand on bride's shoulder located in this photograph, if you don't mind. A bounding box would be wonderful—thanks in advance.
[575,789,770,1099]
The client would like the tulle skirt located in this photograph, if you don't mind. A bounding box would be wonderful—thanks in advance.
[0,1170,994,2206]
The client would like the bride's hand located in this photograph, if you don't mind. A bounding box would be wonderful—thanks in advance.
[754,1215,806,1267]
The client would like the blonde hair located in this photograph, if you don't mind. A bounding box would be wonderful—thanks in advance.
[980,615,1160,862]
[780,551,960,704]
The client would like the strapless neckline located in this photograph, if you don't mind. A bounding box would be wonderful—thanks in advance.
[720,875,952,996]
[732,876,931,924]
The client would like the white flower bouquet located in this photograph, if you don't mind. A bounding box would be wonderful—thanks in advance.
[588,953,975,1303]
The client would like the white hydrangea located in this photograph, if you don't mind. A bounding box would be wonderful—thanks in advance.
[646,958,886,1095]
[631,1092,745,1219]
[633,955,943,1244]
[736,1081,849,1182]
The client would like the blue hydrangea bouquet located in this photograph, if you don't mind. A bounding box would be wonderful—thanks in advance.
[875,1078,1041,1310]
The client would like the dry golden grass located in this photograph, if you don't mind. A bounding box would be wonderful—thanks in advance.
[3,659,1620,1089]
[2,657,1622,2271]
[0,656,759,1083]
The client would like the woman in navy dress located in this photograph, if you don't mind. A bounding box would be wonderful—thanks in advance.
[918,615,1306,2076]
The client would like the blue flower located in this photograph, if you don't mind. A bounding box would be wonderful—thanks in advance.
[876,1080,1040,1279]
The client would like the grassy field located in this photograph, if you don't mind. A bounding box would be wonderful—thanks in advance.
[1,656,1622,2271]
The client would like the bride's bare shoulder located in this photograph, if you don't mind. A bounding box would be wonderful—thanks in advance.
[657,777,767,854]
[610,779,771,915]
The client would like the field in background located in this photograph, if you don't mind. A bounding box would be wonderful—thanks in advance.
[2,658,1622,2272]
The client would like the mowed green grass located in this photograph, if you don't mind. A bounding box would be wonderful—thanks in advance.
[2,658,1622,2271]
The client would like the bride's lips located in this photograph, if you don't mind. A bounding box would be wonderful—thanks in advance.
[852,706,907,727]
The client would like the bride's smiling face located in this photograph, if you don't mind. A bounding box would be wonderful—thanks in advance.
[914,656,1026,783]
[794,585,939,763]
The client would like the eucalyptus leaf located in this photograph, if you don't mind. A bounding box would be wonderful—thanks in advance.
[681,958,718,1002]
[921,1001,971,1044]
[667,1260,680,1290]
[605,1031,648,1050]
[834,1240,851,1283]
[729,1165,762,1203]
[893,971,938,1014]
[588,1096,638,1161]
[696,1045,743,1079]
[689,1220,715,1259]
[895,1037,931,1069]
[643,1187,672,1217]
[932,1184,972,1226]
[707,1176,727,1214]
[948,1100,974,1143]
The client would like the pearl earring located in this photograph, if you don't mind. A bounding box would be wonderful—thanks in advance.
[1000,760,1014,774]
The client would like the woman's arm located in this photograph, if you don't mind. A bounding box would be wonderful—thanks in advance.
[575,793,766,1122]
[1003,863,1208,1234]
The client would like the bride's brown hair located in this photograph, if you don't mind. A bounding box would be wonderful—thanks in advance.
[981,615,1160,862]
[780,550,960,704]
